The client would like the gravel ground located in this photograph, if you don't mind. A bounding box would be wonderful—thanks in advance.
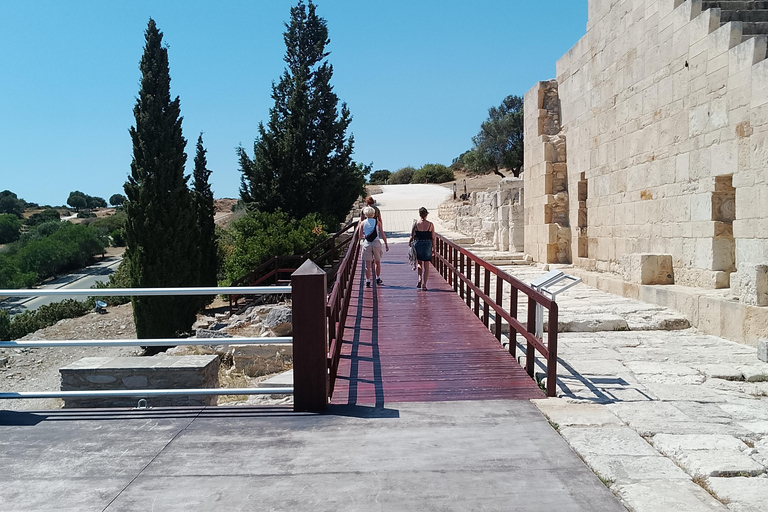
[0,303,140,411]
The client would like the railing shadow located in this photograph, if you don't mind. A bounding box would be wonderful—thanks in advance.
[335,262,386,408]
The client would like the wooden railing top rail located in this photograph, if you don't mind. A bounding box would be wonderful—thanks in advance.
[435,234,555,309]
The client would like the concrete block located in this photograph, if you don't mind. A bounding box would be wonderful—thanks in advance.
[735,264,768,306]
[758,339,768,363]
[623,253,675,285]
[59,355,220,408]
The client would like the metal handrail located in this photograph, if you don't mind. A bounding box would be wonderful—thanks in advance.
[0,286,294,402]
[433,234,559,397]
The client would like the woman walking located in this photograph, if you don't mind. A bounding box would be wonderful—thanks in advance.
[360,206,388,288]
[410,207,435,291]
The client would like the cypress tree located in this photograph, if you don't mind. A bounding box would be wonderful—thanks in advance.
[124,19,199,341]
[192,133,218,304]
[238,0,365,225]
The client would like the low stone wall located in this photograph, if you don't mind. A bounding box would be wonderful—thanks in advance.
[59,355,219,408]
[438,177,525,251]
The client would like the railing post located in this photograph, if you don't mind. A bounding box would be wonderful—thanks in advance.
[291,259,328,412]
[526,295,536,379]
[547,302,559,397]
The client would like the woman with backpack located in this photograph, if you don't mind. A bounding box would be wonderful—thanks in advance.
[360,205,388,288]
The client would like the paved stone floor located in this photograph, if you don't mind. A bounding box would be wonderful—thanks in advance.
[496,262,768,512]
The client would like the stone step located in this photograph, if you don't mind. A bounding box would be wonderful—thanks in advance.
[703,1,768,10]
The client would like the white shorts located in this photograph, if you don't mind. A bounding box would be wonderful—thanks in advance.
[361,239,383,262]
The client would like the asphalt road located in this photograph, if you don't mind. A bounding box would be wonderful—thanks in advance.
[0,256,122,315]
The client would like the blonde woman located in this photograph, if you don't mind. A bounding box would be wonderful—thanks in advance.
[360,206,389,287]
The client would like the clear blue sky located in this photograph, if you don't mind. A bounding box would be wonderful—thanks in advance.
[0,1,587,206]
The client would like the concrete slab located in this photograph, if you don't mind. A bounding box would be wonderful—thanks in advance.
[0,400,626,512]
[613,480,730,511]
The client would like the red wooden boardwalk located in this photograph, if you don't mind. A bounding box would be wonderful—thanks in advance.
[330,243,544,405]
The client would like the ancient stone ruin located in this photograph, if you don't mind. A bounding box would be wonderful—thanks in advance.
[524,0,768,344]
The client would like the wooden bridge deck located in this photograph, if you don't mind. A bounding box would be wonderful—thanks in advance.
[330,243,544,405]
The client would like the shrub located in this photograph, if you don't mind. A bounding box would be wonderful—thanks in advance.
[0,213,22,244]
[412,163,454,184]
[389,166,416,184]
[223,209,328,284]
[0,310,9,341]
[368,169,390,185]
[24,209,61,227]
[4,299,94,341]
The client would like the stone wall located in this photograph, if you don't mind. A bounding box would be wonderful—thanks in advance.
[525,0,768,304]
[438,177,525,251]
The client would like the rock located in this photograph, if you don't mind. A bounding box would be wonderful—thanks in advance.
[758,338,768,363]
[231,344,292,377]
[192,316,216,330]
[263,306,292,336]
[195,328,233,339]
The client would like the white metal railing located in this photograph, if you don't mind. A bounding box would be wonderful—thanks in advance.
[0,286,294,402]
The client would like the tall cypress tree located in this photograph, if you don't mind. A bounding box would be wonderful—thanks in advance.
[192,133,218,300]
[124,19,199,341]
[238,0,365,225]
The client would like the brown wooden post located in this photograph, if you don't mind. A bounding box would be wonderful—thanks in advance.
[510,287,519,357]
[495,276,503,342]
[483,268,490,328]
[291,259,328,412]
[526,295,537,378]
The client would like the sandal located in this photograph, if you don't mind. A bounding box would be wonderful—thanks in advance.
[422,285,428,291]
[417,280,422,289]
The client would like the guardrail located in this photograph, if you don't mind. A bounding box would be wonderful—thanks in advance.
[0,286,294,403]
[432,235,559,397]
[326,221,362,397]
[228,219,358,312]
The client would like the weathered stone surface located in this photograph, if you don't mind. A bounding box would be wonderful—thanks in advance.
[652,434,763,478]
[195,328,233,339]
[623,254,675,285]
[231,344,292,377]
[583,454,690,485]
[532,398,624,428]
[559,426,658,457]
[613,480,729,512]
[758,339,768,363]
[707,477,768,512]
[59,355,219,408]
[263,306,292,336]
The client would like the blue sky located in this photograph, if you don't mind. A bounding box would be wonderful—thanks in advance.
[0,1,587,206]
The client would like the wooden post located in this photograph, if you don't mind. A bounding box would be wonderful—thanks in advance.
[291,259,328,412]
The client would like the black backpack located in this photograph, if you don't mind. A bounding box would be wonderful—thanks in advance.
[365,219,378,242]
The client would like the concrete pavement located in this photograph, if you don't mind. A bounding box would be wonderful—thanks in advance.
[0,400,625,511]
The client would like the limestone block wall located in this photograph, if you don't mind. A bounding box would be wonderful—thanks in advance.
[525,0,768,297]
[438,178,525,251]
[523,81,572,263]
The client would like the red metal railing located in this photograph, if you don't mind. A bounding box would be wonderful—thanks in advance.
[433,234,559,397]
[326,221,362,397]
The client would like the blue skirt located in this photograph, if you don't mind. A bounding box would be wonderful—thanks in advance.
[414,239,432,261]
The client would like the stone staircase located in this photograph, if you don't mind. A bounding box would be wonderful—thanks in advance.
[701,1,768,39]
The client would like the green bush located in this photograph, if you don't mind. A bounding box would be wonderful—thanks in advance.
[4,299,94,341]
[412,163,454,184]
[0,310,10,341]
[24,209,61,227]
[389,166,416,184]
[368,169,390,185]
[222,209,328,284]
[0,213,22,244]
